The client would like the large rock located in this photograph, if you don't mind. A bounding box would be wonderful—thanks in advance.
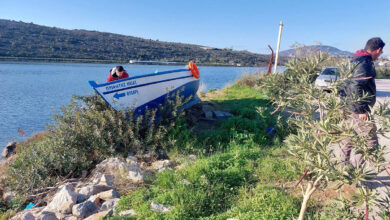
[119,209,137,217]
[101,198,119,211]
[63,216,78,220]
[97,174,115,187]
[151,160,172,172]
[14,212,35,220]
[88,194,103,205]
[36,211,58,220]
[91,157,144,183]
[84,209,113,220]
[1,141,16,159]
[96,189,120,201]
[85,189,119,207]
[76,184,111,203]
[124,162,144,182]
[78,184,111,195]
[72,200,99,218]
[10,207,44,220]
[150,202,173,213]
[76,193,89,204]
[53,212,66,220]
[44,184,77,214]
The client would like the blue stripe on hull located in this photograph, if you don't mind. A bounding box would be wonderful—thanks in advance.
[134,80,200,117]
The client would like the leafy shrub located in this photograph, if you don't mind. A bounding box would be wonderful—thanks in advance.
[233,73,260,87]
[376,67,390,79]
[6,137,90,194]
[49,95,166,158]
[6,93,185,196]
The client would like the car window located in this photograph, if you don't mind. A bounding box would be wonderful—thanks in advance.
[322,68,337,75]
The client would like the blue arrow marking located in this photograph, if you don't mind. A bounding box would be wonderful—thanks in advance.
[113,92,126,100]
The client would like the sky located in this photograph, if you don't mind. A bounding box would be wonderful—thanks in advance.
[1,0,390,55]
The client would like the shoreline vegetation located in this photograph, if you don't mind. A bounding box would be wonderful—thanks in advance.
[1,54,390,219]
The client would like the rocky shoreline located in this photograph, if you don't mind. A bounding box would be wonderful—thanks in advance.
[3,153,182,219]
[0,101,235,219]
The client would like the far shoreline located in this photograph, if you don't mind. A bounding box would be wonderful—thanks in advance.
[0,57,272,67]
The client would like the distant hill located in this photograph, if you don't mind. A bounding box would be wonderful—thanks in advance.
[279,45,353,57]
[0,19,284,66]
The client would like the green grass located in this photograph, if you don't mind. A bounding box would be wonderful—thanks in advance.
[114,142,298,219]
[203,185,301,220]
[112,83,302,219]
[166,85,288,156]
[205,85,269,112]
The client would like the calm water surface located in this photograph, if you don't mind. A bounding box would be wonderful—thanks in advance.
[0,61,284,149]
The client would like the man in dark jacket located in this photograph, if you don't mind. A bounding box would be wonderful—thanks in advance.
[341,37,385,165]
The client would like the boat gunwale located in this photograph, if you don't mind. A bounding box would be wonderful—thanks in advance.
[89,68,189,88]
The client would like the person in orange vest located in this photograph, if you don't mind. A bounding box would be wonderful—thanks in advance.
[106,66,129,82]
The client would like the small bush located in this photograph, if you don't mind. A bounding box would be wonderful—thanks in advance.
[376,67,390,79]
[234,73,260,87]
[6,137,91,194]
[6,93,185,197]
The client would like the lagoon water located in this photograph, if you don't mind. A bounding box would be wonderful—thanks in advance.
[0,61,284,150]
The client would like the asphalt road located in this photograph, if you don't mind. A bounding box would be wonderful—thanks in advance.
[368,79,390,219]
[376,79,390,101]
[328,79,390,219]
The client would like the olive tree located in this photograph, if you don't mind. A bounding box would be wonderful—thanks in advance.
[262,53,390,219]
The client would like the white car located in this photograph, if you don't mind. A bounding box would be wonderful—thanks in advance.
[314,67,340,89]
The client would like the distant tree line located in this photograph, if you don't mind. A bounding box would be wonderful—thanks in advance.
[0,19,287,66]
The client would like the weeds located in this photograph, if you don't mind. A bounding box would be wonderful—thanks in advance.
[233,73,260,87]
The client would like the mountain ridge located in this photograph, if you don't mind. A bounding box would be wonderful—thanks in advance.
[280,45,353,57]
[0,19,282,66]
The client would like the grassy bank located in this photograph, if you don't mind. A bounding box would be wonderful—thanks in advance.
[110,82,310,219]
[0,74,321,219]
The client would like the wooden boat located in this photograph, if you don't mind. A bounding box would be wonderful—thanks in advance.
[89,62,200,116]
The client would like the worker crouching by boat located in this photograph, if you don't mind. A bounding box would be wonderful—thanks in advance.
[106,66,129,82]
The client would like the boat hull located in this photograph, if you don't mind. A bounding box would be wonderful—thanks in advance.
[89,68,200,116]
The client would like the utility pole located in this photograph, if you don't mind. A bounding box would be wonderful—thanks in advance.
[273,21,283,74]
